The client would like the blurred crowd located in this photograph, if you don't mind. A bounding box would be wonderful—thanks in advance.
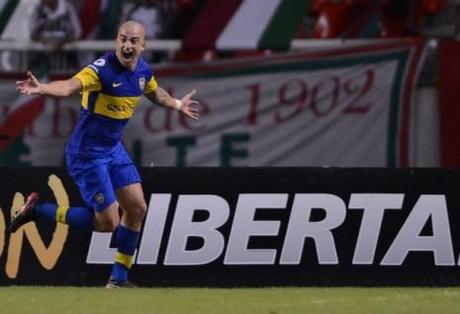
[59,0,203,40]
[18,0,205,69]
[39,0,459,41]
[296,0,459,39]
[1,0,459,72]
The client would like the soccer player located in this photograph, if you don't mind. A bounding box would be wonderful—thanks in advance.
[11,21,199,288]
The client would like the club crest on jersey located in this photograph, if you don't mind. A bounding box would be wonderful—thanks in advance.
[139,77,145,90]
[95,193,105,204]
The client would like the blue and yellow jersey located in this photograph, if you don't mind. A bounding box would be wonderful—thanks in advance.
[66,51,158,157]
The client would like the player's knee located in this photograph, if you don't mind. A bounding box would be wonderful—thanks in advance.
[95,215,119,232]
[96,220,118,232]
[133,201,147,220]
[124,201,147,221]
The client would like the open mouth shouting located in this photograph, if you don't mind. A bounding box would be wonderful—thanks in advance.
[121,49,134,63]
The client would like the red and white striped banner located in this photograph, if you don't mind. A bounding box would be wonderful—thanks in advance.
[0,40,424,167]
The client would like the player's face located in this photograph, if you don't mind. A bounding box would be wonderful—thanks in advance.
[115,24,146,70]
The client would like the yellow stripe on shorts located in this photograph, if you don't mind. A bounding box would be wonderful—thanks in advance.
[115,252,134,269]
[55,205,69,224]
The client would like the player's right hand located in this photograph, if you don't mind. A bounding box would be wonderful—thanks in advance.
[16,71,42,95]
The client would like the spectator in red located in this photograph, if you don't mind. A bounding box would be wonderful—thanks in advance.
[380,0,422,37]
[380,0,448,37]
[309,0,448,39]
[310,0,380,38]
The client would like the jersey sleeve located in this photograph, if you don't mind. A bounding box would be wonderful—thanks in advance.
[144,76,158,94]
[73,67,102,92]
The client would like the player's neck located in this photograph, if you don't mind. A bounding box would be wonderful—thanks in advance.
[115,53,138,71]
[125,62,137,71]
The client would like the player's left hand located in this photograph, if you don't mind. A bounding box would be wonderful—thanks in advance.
[180,89,200,120]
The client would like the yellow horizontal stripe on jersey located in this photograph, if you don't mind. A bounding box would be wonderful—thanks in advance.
[93,93,141,119]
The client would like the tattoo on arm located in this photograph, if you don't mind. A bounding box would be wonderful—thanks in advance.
[152,87,173,108]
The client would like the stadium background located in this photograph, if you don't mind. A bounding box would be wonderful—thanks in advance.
[1,0,460,292]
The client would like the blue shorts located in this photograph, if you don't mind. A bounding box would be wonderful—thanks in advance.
[66,144,141,212]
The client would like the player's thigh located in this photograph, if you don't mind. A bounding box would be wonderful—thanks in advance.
[109,145,145,214]
[94,201,120,232]
[116,183,146,230]
[67,155,119,230]
[67,159,117,211]
[116,182,146,215]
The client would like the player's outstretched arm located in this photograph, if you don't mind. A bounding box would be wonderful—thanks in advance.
[146,87,200,120]
[16,71,82,97]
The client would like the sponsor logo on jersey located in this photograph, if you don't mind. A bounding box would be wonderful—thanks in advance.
[106,103,127,112]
